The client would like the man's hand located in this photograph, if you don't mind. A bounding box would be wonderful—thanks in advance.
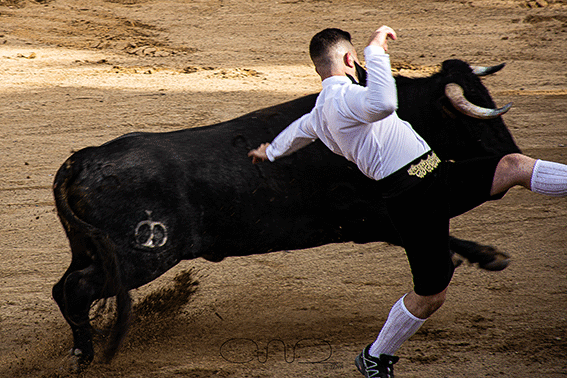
[248,143,270,164]
[367,26,397,52]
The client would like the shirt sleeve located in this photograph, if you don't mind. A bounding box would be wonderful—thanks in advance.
[341,45,398,125]
[265,112,317,162]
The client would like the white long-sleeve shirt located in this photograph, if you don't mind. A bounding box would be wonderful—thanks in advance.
[265,45,431,181]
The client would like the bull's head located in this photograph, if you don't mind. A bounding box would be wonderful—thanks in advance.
[445,63,512,119]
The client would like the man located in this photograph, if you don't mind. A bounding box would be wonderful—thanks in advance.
[248,26,567,378]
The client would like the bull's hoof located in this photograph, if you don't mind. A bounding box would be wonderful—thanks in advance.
[468,246,511,271]
[477,250,510,271]
[65,348,93,373]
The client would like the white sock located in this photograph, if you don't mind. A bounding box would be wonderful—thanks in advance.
[531,159,567,197]
[369,295,426,357]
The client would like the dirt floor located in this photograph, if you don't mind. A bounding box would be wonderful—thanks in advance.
[0,0,566,377]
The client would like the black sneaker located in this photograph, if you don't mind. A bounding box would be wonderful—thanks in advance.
[354,344,399,378]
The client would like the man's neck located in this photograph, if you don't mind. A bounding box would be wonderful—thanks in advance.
[319,68,357,82]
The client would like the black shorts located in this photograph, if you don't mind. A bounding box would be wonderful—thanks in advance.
[380,152,506,296]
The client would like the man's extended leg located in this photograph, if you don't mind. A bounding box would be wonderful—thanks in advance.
[370,289,446,355]
[356,159,453,377]
[491,153,567,196]
[355,289,446,377]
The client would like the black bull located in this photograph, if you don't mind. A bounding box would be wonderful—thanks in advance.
[52,59,520,368]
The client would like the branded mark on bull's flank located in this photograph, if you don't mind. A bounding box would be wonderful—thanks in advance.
[135,210,168,248]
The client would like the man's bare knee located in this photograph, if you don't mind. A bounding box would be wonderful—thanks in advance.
[492,153,536,194]
[503,153,527,169]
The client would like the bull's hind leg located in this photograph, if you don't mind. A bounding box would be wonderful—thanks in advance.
[52,262,105,371]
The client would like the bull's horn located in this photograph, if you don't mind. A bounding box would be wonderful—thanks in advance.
[471,63,506,76]
[445,83,512,119]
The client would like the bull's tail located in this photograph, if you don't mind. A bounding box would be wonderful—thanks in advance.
[53,156,132,362]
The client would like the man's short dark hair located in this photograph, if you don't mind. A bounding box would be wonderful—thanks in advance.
[309,28,352,65]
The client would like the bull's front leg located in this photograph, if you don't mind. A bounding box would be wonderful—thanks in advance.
[449,236,510,271]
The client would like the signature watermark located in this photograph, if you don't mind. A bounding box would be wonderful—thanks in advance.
[220,338,333,364]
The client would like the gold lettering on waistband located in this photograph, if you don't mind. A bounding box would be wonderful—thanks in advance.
[407,152,441,178]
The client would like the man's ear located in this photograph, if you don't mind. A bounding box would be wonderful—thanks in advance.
[344,52,356,68]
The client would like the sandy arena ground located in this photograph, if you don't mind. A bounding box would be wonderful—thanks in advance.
[0,0,566,377]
